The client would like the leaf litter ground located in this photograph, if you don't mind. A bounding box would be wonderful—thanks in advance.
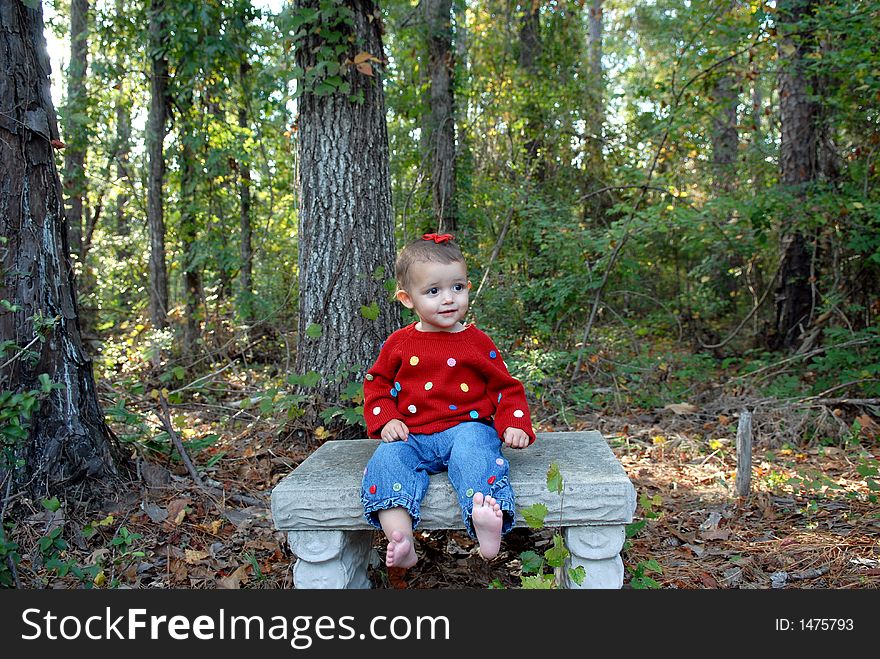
[9,406,879,589]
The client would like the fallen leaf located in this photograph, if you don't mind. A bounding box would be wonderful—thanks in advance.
[698,571,719,588]
[165,498,189,527]
[50,139,66,149]
[664,402,699,415]
[185,549,210,564]
[856,414,879,439]
[217,564,251,589]
[700,528,731,541]
[356,62,374,76]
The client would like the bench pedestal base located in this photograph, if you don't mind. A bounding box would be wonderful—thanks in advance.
[288,523,627,589]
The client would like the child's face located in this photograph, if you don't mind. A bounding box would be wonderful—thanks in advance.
[397,259,470,332]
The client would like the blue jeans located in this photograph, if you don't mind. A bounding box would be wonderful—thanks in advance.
[361,421,516,537]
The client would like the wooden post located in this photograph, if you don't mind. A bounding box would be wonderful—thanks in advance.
[736,410,753,497]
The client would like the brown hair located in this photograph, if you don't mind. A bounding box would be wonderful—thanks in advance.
[395,237,466,292]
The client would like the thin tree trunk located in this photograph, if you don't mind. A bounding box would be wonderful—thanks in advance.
[238,63,254,324]
[587,0,604,160]
[775,0,817,350]
[179,91,201,363]
[147,0,169,329]
[424,0,456,233]
[518,3,543,180]
[708,67,741,309]
[0,2,118,495]
[294,0,398,416]
[63,0,88,263]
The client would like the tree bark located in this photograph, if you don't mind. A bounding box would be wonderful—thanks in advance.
[147,0,169,329]
[424,0,456,233]
[587,0,604,159]
[0,2,118,495]
[708,67,741,309]
[293,0,399,415]
[711,71,738,194]
[774,0,818,350]
[62,0,88,263]
[238,63,254,324]
[179,94,202,363]
[518,3,544,180]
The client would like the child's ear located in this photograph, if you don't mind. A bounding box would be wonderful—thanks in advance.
[467,281,472,290]
[396,289,415,309]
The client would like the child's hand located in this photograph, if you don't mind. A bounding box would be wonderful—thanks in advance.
[503,427,530,449]
[381,419,409,442]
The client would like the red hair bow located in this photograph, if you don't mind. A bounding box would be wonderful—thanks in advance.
[423,233,453,243]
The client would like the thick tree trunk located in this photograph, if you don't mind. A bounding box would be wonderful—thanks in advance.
[424,0,456,233]
[775,0,818,350]
[293,0,398,413]
[147,0,169,329]
[0,2,118,495]
[62,0,88,263]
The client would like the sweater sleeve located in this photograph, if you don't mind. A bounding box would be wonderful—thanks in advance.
[472,330,536,444]
[363,334,405,438]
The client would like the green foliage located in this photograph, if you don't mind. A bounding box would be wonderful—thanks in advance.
[514,463,585,588]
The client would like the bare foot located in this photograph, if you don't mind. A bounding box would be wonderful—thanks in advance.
[386,530,418,569]
[472,492,504,560]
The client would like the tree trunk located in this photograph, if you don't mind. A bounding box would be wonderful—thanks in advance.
[518,3,543,180]
[62,0,88,263]
[238,64,254,324]
[147,0,169,329]
[711,71,738,194]
[707,67,741,311]
[0,2,118,495]
[424,0,456,233]
[587,0,604,160]
[774,0,817,350]
[293,0,398,415]
[179,100,202,363]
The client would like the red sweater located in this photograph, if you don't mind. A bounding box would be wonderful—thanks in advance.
[363,323,536,443]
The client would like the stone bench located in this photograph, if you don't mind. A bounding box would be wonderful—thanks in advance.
[270,431,637,589]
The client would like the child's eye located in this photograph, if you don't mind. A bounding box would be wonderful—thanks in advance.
[453,283,464,292]
[427,287,439,295]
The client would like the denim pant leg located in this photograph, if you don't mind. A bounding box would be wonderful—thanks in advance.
[361,439,430,531]
[445,422,516,537]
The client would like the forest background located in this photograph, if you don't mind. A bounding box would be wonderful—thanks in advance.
[0,0,878,589]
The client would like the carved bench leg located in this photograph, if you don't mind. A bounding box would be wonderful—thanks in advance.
[562,525,626,589]
[288,530,374,589]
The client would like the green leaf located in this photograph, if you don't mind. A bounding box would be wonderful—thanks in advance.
[360,302,380,321]
[568,565,586,586]
[305,323,322,338]
[626,519,647,537]
[641,559,663,574]
[544,534,570,568]
[546,462,563,494]
[519,550,544,574]
[520,574,555,589]
[38,373,54,393]
[521,503,548,529]
[41,496,61,512]
[172,366,185,381]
